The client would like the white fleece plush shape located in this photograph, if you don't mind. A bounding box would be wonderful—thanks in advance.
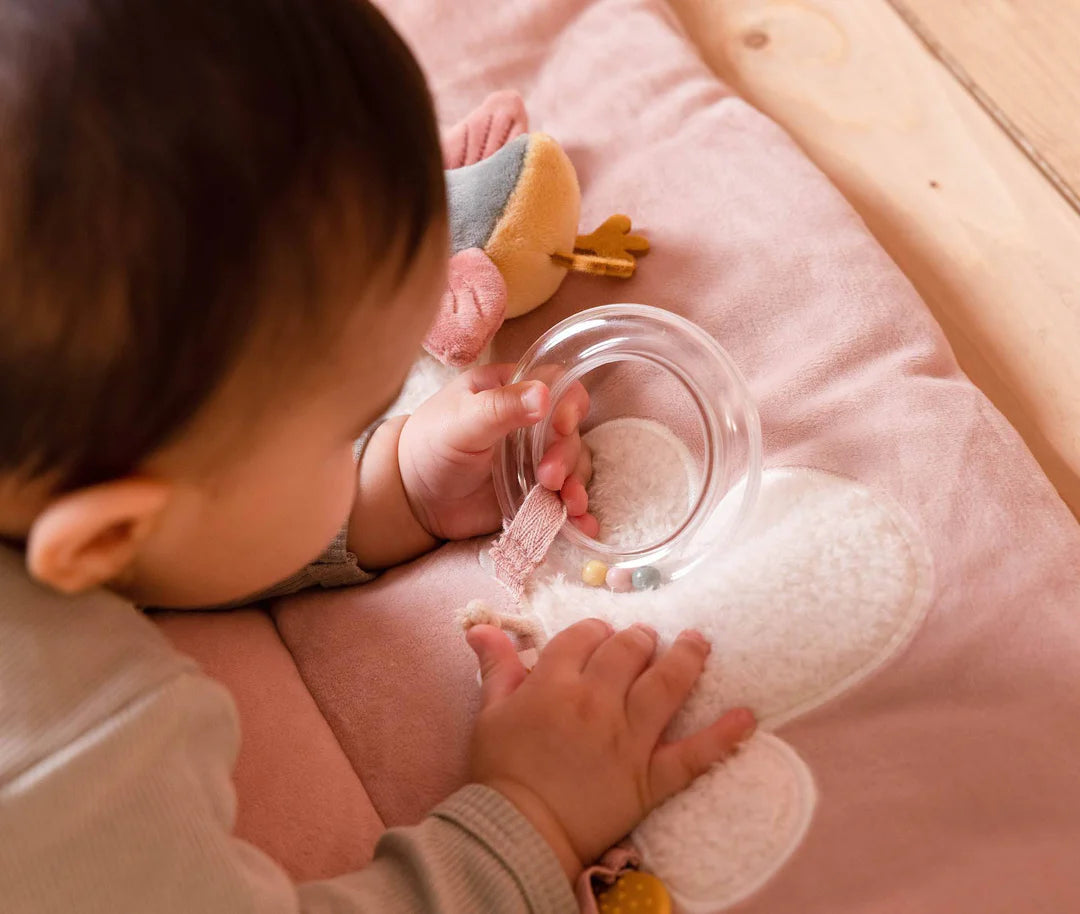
[524,418,933,913]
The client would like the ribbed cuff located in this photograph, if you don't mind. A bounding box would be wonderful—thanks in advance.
[434,784,578,914]
[303,521,377,588]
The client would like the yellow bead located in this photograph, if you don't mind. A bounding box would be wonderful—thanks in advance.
[596,872,671,914]
[582,560,609,587]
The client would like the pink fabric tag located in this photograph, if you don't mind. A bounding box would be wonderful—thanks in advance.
[489,484,566,599]
[575,843,642,913]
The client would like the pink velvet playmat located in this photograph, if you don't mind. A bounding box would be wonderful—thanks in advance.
[154,1,1080,911]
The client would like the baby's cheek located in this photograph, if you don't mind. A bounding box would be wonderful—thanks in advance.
[323,449,360,534]
[269,449,355,569]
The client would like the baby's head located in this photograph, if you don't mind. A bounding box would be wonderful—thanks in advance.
[0,0,447,605]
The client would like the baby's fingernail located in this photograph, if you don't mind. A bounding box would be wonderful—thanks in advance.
[631,622,658,640]
[521,384,546,418]
[681,629,711,652]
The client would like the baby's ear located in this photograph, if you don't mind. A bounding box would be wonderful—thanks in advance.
[26,479,171,595]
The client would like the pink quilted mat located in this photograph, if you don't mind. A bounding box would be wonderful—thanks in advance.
[159,1,1080,911]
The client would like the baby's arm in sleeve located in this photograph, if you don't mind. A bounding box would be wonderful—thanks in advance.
[0,668,576,914]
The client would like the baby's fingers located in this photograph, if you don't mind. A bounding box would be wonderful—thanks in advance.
[537,432,581,491]
[450,380,549,453]
[648,707,756,803]
[550,382,590,438]
[538,430,593,492]
[569,512,600,538]
[626,630,711,741]
[467,625,528,708]
[560,476,589,517]
[534,618,613,675]
[563,446,597,529]
[573,439,593,487]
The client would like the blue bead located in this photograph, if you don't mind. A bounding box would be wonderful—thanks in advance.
[631,566,662,591]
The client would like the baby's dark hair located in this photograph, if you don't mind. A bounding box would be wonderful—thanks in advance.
[0,0,445,491]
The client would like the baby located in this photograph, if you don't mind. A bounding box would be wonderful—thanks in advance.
[0,1,754,911]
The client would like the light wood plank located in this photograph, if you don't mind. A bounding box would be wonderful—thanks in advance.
[891,0,1080,210]
[669,0,1080,516]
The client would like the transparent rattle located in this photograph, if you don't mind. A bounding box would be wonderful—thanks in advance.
[493,304,762,590]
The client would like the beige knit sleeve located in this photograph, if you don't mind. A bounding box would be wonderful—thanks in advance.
[0,668,577,914]
[254,518,376,599]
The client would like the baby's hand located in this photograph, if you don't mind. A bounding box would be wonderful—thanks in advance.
[466,621,756,881]
[398,364,597,541]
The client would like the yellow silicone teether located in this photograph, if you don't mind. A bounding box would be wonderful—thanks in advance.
[595,871,671,914]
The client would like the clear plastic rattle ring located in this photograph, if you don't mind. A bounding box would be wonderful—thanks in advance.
[493,304,762,588]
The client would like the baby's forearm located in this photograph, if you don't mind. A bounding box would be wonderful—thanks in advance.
[347,416,440,569]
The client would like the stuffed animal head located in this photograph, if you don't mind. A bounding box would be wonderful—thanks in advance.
[424,92,649,367]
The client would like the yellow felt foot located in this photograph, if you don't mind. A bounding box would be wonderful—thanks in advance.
[595,871,672,914]
[551,250,636,278]
[574,214,650,262]
[552,213,650,279]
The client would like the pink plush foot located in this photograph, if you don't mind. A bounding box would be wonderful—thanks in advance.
[424,248,507,367]
[441,90,529,169]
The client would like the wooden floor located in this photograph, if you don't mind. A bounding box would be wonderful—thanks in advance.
[670,0,1080,518]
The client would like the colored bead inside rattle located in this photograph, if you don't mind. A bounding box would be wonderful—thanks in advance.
[582,560,609,587]
[606,566,633,592]
[632,566,662,591]
[582,563,663,592]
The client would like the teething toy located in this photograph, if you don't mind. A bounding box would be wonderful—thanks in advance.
[424,91,649,367]
[596,871,672,914]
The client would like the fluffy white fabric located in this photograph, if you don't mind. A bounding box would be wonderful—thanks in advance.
[634,733,816,913]
[585,417,698,550]
[529,431,932,731]
[385,351,462,417]
[521,419,933,911]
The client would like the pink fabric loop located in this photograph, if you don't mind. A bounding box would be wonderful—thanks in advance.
[489,484,566,599]
[575,843,642,913]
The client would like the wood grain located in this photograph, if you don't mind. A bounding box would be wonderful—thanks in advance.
[669,0,1080,516]
[891,0,1080,211]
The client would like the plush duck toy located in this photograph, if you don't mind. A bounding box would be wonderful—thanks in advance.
[424,91,649,367]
